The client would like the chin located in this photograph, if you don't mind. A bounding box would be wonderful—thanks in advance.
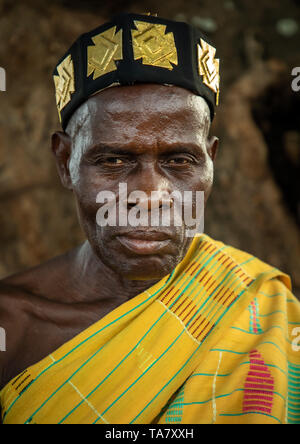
[123,269,170,281]
[107,253,177,281]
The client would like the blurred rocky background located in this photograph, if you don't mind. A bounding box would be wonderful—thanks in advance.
[0,0,299,298]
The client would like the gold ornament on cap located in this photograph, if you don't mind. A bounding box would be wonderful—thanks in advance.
[197,38,220,105]
[87,26,123,80]
[132,21,178,70]
[53,54,75,121]
[142,12,158,16]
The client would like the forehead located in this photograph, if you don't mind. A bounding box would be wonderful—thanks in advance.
[68,84,210,149]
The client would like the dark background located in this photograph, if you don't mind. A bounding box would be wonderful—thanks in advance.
[0,0,299,297]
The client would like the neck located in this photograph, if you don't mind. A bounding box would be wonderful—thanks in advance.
[67,241,161,304]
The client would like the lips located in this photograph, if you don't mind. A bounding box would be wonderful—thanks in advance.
[116,230,173,255]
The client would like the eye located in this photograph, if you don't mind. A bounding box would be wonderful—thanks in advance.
[105,157,124,164]
[166,157,192,165]
[99,156,129,166]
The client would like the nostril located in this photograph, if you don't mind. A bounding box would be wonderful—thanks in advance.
[126,192,174,210]
[127,200,138,209]
[127,195,150,210]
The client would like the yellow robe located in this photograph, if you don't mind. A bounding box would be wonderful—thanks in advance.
[1,233,299,424]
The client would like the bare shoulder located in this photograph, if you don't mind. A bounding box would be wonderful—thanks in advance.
[0,250,75,389]
[0,278,32,339]
[0,251,70,318]
[0,279,34,388]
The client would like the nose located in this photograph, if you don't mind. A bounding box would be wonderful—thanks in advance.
[127,164,173,211]
[127,190,174,210]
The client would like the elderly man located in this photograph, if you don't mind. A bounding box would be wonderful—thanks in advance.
[0,13,299,425]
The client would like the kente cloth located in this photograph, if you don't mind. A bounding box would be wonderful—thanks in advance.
[1,233,299,424]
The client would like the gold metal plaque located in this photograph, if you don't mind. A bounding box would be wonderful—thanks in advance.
[132,21,178,70]
[53,54,75,119]
[197,38,220,105]
[87,26,123,80]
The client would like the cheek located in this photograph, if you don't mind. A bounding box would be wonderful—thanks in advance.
[73,171,121,238]
[189,159,214,191]
[202,169,214,205]
[74,167,110,210]
[188,161,214,207]
[73,179,101,231]
[203,165,214,192]
[73,193,96,240]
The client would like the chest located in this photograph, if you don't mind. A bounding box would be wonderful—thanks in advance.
[1,299,118,391]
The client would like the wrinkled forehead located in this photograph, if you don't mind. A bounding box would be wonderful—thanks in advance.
[66,84,211,141]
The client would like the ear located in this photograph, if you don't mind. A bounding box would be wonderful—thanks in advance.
[206,136,219,162]
[51,131,73,190]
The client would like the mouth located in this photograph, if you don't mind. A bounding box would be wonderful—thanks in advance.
[116,230,173,255]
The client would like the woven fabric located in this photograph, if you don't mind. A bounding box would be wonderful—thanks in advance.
[1,233,299,424]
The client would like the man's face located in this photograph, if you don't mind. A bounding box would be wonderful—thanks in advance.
[55,84,218,281]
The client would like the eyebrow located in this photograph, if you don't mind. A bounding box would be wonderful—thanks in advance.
[85,144,135,157]
[84,142,205,157]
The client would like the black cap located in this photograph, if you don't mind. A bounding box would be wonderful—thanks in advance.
[53,12,220,130]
